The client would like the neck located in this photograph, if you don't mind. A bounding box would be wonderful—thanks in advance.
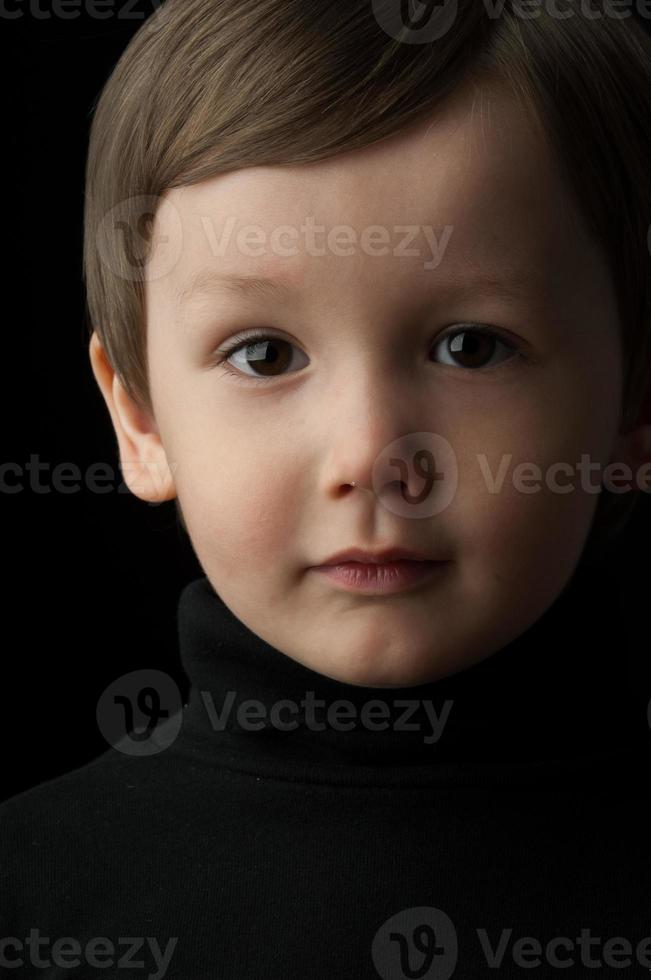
[175,554,647,787]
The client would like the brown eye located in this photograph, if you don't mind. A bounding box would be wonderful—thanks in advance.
[220,335,309,380]
[432,325,519,370]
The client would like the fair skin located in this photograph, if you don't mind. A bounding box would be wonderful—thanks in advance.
[90,78,650,688]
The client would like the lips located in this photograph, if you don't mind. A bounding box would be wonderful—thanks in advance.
[313,557,449,595]
[320,546,437,566]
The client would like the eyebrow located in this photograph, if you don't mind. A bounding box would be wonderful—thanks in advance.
[177,269,296,310]
[176,265,542,313]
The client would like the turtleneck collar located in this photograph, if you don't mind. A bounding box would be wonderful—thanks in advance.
[175,554,648,787]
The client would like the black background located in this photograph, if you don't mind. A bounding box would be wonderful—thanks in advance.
[6,1,650,803]
[9,2,200,804]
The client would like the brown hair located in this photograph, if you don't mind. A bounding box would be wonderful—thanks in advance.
[83,0,651,550]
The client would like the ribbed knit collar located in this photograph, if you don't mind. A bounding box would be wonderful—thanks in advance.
[175,554,648,787]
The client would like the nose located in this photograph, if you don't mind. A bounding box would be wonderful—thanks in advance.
[322,368,436,503]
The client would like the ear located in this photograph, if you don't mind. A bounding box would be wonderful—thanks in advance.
[88,332,176,503]
[610,382,651,492]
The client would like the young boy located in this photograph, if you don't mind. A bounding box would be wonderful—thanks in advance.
[2,1,651,977]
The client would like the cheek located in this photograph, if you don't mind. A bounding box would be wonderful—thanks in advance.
[174,431,299,573]
[448,391,614,574]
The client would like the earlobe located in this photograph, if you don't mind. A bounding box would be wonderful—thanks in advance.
[88,332,177,504]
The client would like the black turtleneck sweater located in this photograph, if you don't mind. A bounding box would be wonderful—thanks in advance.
[2,555,651,978]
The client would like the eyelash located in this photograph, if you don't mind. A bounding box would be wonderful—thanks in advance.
[213,325,523,385]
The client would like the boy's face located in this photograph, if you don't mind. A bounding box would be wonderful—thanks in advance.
[92,78,635,687]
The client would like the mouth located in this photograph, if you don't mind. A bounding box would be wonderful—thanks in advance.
[312,559,450,596]
[319,546,443,565]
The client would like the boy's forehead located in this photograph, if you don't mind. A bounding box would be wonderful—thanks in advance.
[152,80,593,316]
[166,81,550,233]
